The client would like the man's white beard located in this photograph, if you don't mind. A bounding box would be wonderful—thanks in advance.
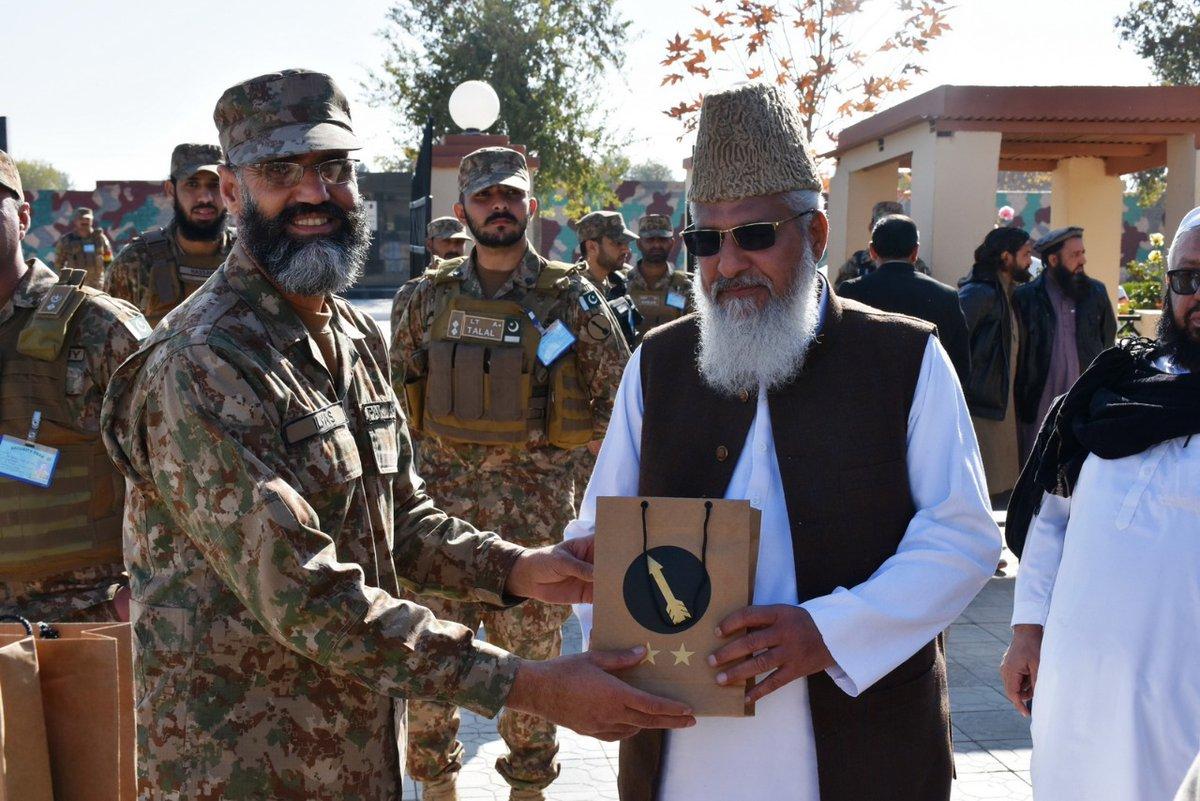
[692,251,821,397]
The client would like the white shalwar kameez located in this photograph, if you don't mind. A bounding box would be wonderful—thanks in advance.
[1013,357,1200,801]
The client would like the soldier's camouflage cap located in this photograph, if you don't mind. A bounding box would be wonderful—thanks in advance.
[458,147,530,198]
[638,213,674,239]
[170,143,224,181]
[574,210,638,244]
[427,216,472,241]
[1034,226,1084,257]
[0,150,21,199]
[73,207,94,220]
[871,200,904,226]
[213,69,361,167]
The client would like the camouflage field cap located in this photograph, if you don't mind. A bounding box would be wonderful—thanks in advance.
[0,150,21,199]
[170,143,224,181]
[427,216,472,241]
[574,210,638,244]
[638,213,674,239]
[73,207,94,220]
[690,83,821,203]
[213,69,360,166]
[458,147,530,198]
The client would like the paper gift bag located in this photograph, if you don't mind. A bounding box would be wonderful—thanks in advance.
[592,496,760,716]
[0,620,135,801]
[0,619,54,801]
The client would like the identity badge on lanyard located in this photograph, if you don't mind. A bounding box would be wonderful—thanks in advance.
[0,412,60,489]
[537,320,577,367]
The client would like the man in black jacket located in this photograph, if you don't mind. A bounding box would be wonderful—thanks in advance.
[1013,226,1117,461]
[838,214,971,384]
[958,227,1033,503]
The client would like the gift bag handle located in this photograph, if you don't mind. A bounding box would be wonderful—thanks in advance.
[640,499,714,628]
[0,614,60,639]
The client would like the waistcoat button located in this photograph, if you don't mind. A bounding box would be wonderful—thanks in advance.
[738,389,749,403]
[716,445,729,461]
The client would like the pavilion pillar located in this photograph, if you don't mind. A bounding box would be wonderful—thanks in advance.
[1050,157,1124,310]
[1165,134,1200,239]
[908,130,1001,285]
[827,161,899,271]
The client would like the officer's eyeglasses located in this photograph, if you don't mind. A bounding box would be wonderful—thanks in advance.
[681,209,816,258]
[251,158,358,189]
[1168,269,1200,295]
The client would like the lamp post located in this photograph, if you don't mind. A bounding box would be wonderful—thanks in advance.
[448,81,500,134]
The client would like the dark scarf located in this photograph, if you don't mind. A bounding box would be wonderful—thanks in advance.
[1006,337,1200,557]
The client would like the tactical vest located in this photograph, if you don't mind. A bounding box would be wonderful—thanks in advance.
[0,269,124,581]
[58,234,107,289]
[629,271,690,330]
[136,227,224,324]
[406,259,593,449]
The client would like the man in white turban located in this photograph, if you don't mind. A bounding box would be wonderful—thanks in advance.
[1002,207,1200,801]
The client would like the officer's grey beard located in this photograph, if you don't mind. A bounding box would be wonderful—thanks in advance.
[237,189,371,296]
[692,250,821,397]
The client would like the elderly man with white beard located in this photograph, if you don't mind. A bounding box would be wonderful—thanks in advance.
[563,82,1000,801]
[1001,207,1200,801]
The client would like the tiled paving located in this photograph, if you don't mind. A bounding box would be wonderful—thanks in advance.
[400,576,1031,800]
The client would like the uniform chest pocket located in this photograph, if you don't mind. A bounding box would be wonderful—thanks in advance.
[283,401,363,493]
[358,400,400,475]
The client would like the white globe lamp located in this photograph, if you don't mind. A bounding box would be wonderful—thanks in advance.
[449,81,501,133]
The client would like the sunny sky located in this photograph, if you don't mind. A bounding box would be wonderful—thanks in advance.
[4,0,1156,188]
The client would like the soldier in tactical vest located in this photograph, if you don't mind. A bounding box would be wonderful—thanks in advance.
[52,207,112,289]
[390,216,473,338]
[103,143,235,326]
[0,150,151,622]
[392,147,631,801]
[574,209,643,345]
[625,212,693,336]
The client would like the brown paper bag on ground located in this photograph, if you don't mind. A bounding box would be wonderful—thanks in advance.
[592,496,760,716]
[0,627,54,801]
[0,622,134,801]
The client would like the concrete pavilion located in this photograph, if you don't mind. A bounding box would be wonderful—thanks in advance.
[825,85,1200,305]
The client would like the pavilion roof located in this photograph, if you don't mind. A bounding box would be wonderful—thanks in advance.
[826,85,1200,174]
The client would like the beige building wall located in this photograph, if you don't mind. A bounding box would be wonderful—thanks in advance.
[1165,134,1200,238]
[1049,157,1124,310]
[908,130,1002,286]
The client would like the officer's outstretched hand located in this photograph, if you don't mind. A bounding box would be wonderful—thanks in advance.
[505,537,595,604]
[506,647,696,740]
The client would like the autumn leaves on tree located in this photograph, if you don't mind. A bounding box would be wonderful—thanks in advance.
[661,0,953,150]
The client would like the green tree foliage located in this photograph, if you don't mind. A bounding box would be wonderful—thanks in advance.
[1115,2,1200,207]
[625,160,677,182]
[366,0,630,217]
[1116,0,1200,85]
[14,159,71,191]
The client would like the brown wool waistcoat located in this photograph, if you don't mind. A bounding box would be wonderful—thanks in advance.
[622,291,952,801]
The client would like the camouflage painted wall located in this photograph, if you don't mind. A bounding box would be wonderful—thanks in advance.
[23,179,1168,283]
[24,181,172,264]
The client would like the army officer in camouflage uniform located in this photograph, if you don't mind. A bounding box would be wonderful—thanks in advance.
[104,143,236,327]
[392,147,631,800]
[53,207,113,288]
[102,70,690,801]
[0,151,150,623]
[626,212,693,336]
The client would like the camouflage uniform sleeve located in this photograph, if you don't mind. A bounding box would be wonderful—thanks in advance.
[77,295,150,386]
[100,232,114,260]
[560,279,631,438]
[53,237,65,269]
[137,342,521,715]
[103,242,143,305]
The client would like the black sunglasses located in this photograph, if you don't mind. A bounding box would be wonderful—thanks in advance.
[1168,269,1200,295]
[682,209,816,258]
